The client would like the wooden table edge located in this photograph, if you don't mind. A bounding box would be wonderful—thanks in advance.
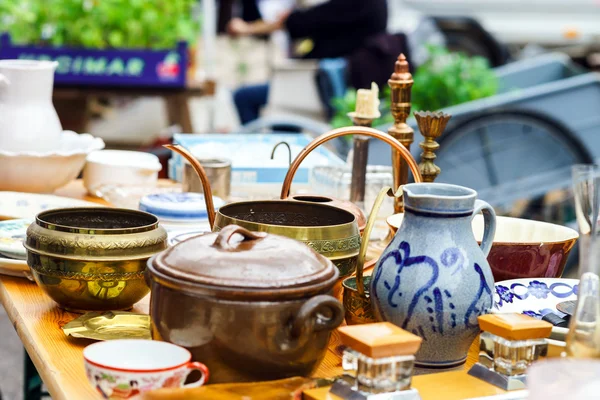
[0,278,69,400]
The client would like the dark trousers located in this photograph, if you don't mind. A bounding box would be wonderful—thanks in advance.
[233,83,269,125]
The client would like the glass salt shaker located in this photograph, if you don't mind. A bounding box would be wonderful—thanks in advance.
[332,322,422,399]
[468,313,552,391]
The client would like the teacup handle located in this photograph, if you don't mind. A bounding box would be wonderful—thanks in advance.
[472,199,496,257]
[182,361,209,388]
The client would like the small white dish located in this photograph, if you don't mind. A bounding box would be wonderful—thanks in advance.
[0,256,30,280]
[84,150,162,196]
[0,219,32,260]
[0,131,105,193]
[493,277,578,341]
[84,340,208,398]
[139,192,224,223]
[0,192,100,220]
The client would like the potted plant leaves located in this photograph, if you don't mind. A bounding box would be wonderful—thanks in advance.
[331,45,499,129]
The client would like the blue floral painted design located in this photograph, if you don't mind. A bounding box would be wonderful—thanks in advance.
[373,241,492,334]
[495,285,514,307]
[523,310,542,318]
[527,280,550,299]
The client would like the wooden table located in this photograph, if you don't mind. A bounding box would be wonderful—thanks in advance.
[53,79,216,134]
[0,181,509,400]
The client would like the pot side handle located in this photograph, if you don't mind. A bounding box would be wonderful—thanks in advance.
[290,295,344,338]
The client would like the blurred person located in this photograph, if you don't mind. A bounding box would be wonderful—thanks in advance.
[228,0,388,125]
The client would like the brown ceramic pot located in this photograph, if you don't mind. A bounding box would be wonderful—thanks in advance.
[146,225,344,384]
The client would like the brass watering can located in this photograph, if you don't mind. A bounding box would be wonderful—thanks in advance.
[166,127,422,300]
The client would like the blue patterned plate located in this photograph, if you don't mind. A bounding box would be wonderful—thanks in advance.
[493,278,578,340]
[493,278,578,317]
[0,218,32,260]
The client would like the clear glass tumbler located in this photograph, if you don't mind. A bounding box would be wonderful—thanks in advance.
[568,164,600,358]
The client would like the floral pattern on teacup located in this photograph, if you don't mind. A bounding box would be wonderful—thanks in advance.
[85,364,189,399]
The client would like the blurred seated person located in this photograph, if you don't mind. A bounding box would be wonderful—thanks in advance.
[228,0,388,125]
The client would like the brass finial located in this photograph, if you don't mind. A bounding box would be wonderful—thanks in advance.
[414,111,452,182]
[388,53,414,213]
[391,54,412,81]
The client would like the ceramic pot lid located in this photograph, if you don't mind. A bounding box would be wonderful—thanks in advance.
[139,192,225,221]
[151,225,338,300]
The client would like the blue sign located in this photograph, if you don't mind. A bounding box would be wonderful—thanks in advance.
[0,34,187,88]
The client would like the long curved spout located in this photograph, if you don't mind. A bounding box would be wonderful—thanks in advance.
[164,144,216,229]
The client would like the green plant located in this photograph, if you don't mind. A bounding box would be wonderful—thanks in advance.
[330,45,498,129]
[411,44,498,112]
[0,0,201,49]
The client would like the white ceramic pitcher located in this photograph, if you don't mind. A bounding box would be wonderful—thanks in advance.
[0,60,62,152]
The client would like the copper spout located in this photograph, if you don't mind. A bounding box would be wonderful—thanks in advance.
[280,126,422,199]
[164,144,216,228]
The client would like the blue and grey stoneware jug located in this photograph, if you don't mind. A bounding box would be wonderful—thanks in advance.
[371,183,496,368]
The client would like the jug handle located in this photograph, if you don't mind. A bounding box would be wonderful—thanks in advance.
[355,186,398,297]
[280,126,422,199]
[0,73,9,87]
[473,199,496,257]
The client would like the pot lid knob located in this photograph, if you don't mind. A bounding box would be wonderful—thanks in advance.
[213,225,267,250]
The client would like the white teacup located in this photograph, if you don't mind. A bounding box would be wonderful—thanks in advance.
[83,340,208,399]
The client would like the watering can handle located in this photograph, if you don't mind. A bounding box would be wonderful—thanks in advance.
[472,199,496,257]
[355,186,400,297]
[280,126,422,199]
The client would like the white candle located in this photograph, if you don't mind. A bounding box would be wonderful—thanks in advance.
[354,82,381,119]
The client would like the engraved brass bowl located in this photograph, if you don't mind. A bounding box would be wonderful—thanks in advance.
[25,207,167,313]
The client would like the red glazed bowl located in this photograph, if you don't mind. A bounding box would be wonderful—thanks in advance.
[386,214,578,281]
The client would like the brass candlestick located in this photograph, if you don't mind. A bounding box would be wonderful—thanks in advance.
[348,113,376,204]
[388,54,414,213]
[414,111,452,182]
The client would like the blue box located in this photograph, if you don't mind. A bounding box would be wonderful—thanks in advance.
[170,133,345,185]
[0,34,187,88]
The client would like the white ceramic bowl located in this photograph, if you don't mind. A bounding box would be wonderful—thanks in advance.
[84,150,162,196]
[0,131,105,193]
[83,340,208,398]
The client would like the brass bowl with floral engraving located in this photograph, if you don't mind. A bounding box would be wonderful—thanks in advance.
[25,207,167,313]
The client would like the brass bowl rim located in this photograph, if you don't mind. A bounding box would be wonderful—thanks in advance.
[216,200,358,231]
[35,207,159,235]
